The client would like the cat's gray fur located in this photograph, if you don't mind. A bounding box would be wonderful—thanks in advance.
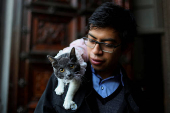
[47,47,81,110]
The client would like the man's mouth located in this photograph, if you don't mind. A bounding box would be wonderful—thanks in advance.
[90,58,104,65]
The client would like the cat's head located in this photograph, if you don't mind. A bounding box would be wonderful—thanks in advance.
[47,47,80,80]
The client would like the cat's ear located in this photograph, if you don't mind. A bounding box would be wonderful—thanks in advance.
[47,55,58,66]
[70,47,77,62]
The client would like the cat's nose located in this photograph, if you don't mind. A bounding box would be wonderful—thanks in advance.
[67,74,72,77]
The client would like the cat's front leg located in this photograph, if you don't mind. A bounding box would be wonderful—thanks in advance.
[55,78,64,95]
[63,79,80,110]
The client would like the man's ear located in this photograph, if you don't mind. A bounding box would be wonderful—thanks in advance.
[120,42,134,64]
[70,47,77,62]
[122,42,134,54]
[47,55,58,66]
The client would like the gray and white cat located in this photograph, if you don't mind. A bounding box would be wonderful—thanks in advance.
[47,47,82,110]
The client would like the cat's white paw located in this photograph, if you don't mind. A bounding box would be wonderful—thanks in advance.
[63,100,77,110]
[54,87,64,95]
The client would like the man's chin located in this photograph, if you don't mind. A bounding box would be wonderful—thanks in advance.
[91,64,106,72]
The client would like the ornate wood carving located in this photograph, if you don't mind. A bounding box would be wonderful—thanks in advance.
[31,15,72,51]
[33,0,71,4]
[86,0,113,8]
[33,68,52,98]
[27,63,53,112]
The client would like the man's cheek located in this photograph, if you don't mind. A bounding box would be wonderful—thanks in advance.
[87,49,91,58]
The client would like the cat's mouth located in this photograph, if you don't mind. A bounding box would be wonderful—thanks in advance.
[57,76,73,80]
[75,71,80,74]
[64,72,80,80]
[65,77,73,80]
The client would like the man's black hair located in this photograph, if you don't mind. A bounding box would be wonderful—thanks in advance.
[87,2,137,46]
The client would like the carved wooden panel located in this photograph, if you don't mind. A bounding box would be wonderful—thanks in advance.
[84,0,131,9]
[28,63,53,101]
[33,67,52,98]
[31,14,73,51]
[86,0,113,8]
[33,0,71,4]
[114,0,130,9]
[27,63,53,113]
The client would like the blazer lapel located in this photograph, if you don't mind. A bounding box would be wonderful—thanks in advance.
[85,89,100,113]
[75,62,99,113]
[120,66,139,113]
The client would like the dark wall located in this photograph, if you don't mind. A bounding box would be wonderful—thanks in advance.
[133,34,164,113]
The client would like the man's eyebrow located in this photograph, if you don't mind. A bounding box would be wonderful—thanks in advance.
[101,38,116,42]
[88,33,97,39]
[88,33,117,43]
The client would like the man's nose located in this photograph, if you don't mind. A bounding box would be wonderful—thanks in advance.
[92,44,103,55]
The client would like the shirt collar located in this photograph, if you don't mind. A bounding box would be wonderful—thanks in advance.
[91,65,124,86]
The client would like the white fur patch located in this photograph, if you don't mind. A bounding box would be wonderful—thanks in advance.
[55,77,81,110]
[54,47,86,110]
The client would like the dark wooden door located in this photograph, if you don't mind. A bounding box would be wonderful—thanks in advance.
[7,0,130,113]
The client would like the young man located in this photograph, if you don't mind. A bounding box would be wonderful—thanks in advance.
[34,2,144,113]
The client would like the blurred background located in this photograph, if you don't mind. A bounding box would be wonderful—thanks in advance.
[0,0,169,113]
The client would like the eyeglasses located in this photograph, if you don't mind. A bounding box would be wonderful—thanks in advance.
[82,37,121,53]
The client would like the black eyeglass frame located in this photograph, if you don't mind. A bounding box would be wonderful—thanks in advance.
[82,37,121,53]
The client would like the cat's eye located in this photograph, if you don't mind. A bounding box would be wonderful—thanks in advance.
[60,68,64,72]
[69,64,74,69]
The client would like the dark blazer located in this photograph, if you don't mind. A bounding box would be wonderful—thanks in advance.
[34,63,143,113]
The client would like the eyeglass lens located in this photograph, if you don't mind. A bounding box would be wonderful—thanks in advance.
[84,38,114,53]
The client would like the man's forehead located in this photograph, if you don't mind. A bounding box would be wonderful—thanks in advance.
[88,33,115,41]
[88,30,120,41]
